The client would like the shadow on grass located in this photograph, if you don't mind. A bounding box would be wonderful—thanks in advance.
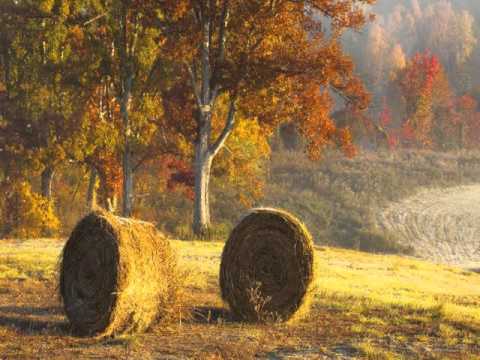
[0,315,69,335]
[190,306,233,324]
[0,306,69,335]
[0,306,63,316]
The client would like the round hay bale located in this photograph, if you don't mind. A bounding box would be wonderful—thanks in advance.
[59,211,178,337]
[219,208,315,322]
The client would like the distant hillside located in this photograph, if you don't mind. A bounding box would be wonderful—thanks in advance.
[377,185,480,265]
[263,150,480,257]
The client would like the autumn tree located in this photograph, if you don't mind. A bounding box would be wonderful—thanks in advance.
[343,0,478,127]
[365,22,389,90]
[67,1,173,216]
[80,86,124,211]
[445,95,480,150]
[396,51,453,147]
[0,1,90,201]
[0,1,189,217]
[0,1,92,235]
[158,0,374,236]
[0,1,153,222]
[418,1,477,83]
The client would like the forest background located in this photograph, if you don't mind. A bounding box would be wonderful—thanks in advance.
[2,0,480,255]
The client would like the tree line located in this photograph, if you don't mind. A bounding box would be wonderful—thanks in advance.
[0,0,374,237]
[339,0,480,149]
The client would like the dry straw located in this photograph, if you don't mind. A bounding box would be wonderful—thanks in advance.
[59,211,179,337]
[220,208,315,322]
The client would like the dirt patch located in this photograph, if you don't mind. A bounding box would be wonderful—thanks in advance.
[376,185,480,265]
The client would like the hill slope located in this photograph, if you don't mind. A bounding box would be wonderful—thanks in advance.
[0,238,479,359]
[377,185,480,266]
[264,150,480,258]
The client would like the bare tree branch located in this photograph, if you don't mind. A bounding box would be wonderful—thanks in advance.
[210,95,237,157]
[186,62,203,109]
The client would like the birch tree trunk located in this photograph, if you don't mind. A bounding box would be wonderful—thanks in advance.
[41,166,55,200]
[193,130,213,236]
[190,1,234,237]
[191,8,214,236]
[86,167,97,210]
[121,99,133,217]
[191,99,236,237]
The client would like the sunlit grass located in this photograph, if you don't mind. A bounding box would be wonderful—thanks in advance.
[1,237,479,356]
[312,247,480,326]
[0,239,62,280]
[2,238,480,323]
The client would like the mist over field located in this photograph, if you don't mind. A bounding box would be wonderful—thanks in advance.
[343,0,480,104]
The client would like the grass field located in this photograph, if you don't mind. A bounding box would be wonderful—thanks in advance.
[0,238,479,359]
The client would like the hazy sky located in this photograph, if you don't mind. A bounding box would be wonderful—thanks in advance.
[371,0,480,23]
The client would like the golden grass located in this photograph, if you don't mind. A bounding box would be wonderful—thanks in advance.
[0,239,61,280]
[312,246,480,326]
[1,237,480,358]
[177,242,480,358]
[2,239,479,327]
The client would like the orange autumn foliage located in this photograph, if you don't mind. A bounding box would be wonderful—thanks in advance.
[155,1,375,233]
[159,0,373,159]
[397,52,452,148]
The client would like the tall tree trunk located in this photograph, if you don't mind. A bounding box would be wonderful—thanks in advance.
[191,99,236,237]
[118,4,135,217]
[120,79,133,217]
[193,131,213,237]
[122,141,133,217]
[41,166,55,200]
[86,167,98,210]
[190,2,233,237]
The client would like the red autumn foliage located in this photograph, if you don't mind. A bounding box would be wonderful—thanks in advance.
[379,98,392,128]
[159,155,195,201]
[395,51,452,148]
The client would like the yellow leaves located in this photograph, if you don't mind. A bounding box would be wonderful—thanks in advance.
[1,180,60,238]
[157,1,190,23]
[337,128,357,158]
[59,0,71,17]
[31,86,51,111]
[176,136,193,158]
[226,114,270,163]
[38,0,55,14]
[170,1,189,21]
[210,94,269,203]
[136,28,162,71]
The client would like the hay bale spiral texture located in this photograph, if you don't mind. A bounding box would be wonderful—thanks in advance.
[60,211,178,337]
[220,208,315,322]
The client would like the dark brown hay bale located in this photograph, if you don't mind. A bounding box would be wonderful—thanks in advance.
[219,208,315,322]
[59,211,178,337]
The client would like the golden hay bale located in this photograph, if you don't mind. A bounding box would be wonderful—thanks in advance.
[219,208,315,322]
[59,211,179,337]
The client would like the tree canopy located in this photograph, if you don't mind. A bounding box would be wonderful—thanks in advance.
[0,0,376,236]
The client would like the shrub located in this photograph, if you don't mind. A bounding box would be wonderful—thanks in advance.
[0,180,60,238]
